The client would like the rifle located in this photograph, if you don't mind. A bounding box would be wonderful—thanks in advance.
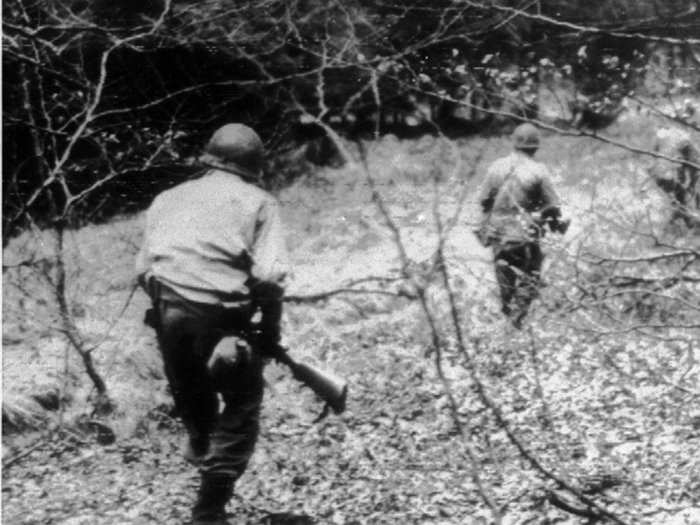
[266,343,348,414]
[249,284,348,415]
[141,276,348,414]
[143,305,348,414]
[535,206,570,235]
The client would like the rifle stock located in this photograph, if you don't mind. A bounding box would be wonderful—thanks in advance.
[272,346,348,414]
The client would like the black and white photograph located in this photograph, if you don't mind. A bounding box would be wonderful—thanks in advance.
[2,1,699,523]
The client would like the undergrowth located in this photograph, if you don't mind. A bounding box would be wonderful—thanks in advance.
[3,118,699,524]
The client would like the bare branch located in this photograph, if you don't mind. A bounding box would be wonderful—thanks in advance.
[464,0,700,45]
[586,250,699,264]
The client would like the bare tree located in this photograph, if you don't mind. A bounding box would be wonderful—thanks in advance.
[3,0,180,405]
[277,3,698,521]
[3,0,698,520]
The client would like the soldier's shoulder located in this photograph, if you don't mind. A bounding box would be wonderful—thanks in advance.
[519,155,551,178]
[486,154,516,177]
[150,178,191,207]
[655,127,692,147]
[151,171,235,214]
[200,169,271,199]
[234,176,277,204]
[488,154,514,169]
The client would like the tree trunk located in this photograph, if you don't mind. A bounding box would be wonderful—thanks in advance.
[53,223,109,397]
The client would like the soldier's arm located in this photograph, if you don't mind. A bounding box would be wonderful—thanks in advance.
[250,198,288,285]
[680,141,699,190]
[135,243,149,288]
[135,201,157,289]
[249,197,288,345]
[537,165,560,209]
[478,170,501,214]
[650,135,678,189]
[536,170,568,233]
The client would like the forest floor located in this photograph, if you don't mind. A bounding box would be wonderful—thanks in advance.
[3,120,700,524]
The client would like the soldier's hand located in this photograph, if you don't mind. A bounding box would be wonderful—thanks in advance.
[556,218,571,234]
[207,336,253,387]
[249,280,284,302]
[259,324,281,355]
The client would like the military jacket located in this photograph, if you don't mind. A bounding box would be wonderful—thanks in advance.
[136,169,288,307]
[477,151,561,245]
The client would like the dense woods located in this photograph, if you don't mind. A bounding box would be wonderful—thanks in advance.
[4,0,699,233]
[3,2,699,524]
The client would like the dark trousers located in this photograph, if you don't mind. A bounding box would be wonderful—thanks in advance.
[656,173,700,228]
[493,242,543,327]
[146,280,264,522]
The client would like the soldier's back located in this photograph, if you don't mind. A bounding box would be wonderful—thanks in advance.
[488,152,550,214]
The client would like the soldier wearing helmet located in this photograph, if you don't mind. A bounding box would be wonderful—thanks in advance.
[475,123,569,328]
[136,124,288,524]
[650,126,699,230]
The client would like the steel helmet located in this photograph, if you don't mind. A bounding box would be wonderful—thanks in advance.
[512,123,540,151]
[199,123,264,179]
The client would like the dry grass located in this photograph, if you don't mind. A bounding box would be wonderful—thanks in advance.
[2,112,699,524]
[0,114,688,427]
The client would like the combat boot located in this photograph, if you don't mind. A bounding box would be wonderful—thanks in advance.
[191,474,235,525]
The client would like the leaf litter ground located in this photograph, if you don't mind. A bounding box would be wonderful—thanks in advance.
[3,129,700,524]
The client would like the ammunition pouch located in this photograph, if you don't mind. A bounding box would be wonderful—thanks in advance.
[207,335,255,391]
[144,307,159,330]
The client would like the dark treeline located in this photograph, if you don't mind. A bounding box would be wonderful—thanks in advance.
[3,0,698,236]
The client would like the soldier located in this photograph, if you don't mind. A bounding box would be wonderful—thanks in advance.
[650,126,699,229]
[136,123,287,524]
[476,123,569,328]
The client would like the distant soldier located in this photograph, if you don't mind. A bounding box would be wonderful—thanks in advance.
[476,123,569,328]
[136,123,288,524]
[650,126,700,229]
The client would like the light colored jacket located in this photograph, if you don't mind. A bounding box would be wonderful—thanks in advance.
[136,169,288,306]
[651,127,699,203]
[477,151,560,245]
